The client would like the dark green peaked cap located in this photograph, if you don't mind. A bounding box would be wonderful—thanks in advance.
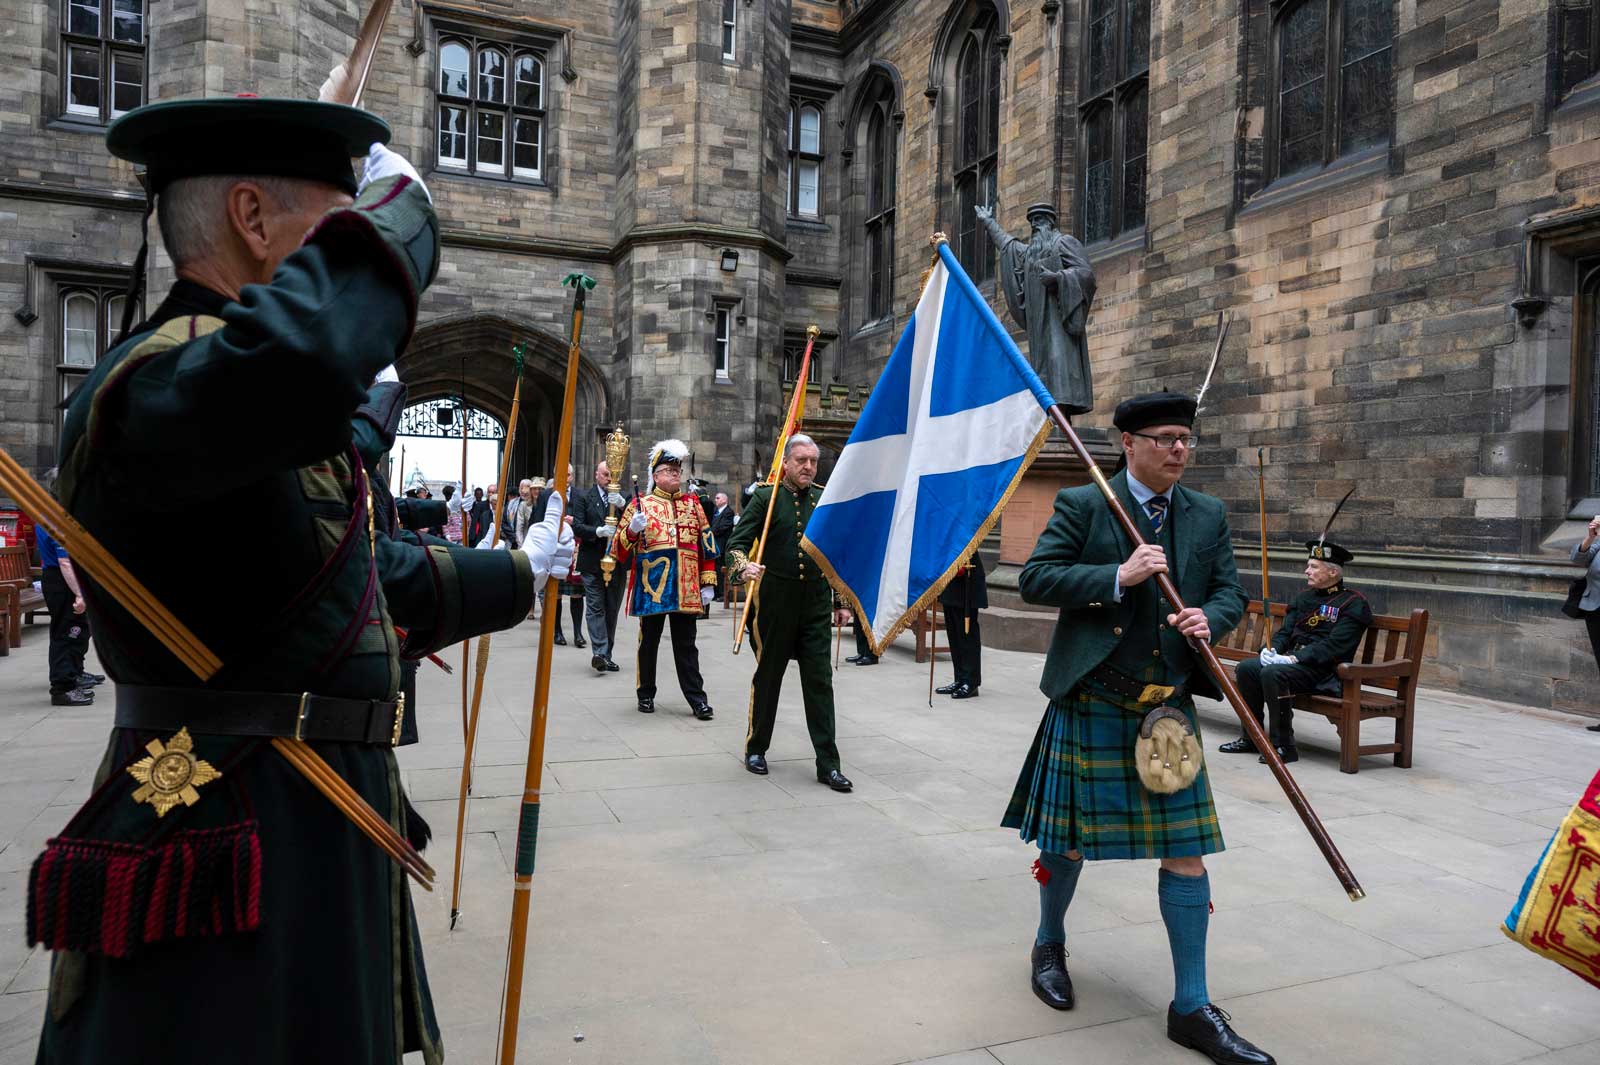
[106,96,390,195]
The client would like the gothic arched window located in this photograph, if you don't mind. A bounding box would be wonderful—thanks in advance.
[864,87,898,322]
[1079,0,1148,244]
[1271,0,1393,180]
[951,9,1001,283]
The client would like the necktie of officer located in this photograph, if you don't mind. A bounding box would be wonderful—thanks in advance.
[1146,496,1168,536]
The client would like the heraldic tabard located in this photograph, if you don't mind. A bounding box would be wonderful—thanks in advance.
[608,488,717,616]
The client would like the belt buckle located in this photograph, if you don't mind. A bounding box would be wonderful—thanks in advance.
[1138,683,1176,706]
[294,692,312,741]
[390,693,406,747]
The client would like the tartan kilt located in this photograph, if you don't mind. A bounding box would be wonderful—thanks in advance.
[1001,685,1225,860]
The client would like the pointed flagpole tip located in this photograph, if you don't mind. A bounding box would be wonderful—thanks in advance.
[930,232,949,248]
[806,324,820,339]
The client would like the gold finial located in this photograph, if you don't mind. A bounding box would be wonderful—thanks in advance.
[805,324,820,339]
[604,423,630,487]
[930,232,949,247]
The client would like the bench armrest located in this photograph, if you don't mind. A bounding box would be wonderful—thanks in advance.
[1336,658,1417,681]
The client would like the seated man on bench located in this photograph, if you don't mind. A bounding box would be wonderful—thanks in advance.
[1223,539,1372,764]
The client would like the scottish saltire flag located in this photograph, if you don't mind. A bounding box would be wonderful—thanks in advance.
[802,241,1056,655]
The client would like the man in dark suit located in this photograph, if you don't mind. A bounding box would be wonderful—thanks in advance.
[572,459,627,673]
[936,551,988,698]
[1004,391,1270,1065]
[709,491,736,599]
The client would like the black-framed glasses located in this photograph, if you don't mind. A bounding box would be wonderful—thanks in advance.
[1130,432,1198,450]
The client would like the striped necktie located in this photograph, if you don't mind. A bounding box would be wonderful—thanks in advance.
[1146,495,1169,536]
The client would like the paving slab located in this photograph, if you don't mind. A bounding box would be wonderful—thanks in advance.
[0,606,1595,1064]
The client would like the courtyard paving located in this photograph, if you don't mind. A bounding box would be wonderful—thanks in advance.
[0,602,1595,1063]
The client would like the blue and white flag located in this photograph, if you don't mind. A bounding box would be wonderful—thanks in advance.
[803,241,1056,655]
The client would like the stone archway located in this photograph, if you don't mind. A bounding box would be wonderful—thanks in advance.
[397,313,611,486]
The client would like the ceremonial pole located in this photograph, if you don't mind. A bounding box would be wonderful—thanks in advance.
[448,348,525,927]
[1257,447,1270,607]
[460,361,471,744]
[733,324,818,654]
[497,272,595,1065]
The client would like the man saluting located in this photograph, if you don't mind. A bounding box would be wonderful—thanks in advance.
[1006,391,1274,1065]
[30,94,570,1065]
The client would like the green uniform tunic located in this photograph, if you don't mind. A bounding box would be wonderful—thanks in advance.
[726,482,841,774]
[34,175,535,1065]
[1002,471,1246,859]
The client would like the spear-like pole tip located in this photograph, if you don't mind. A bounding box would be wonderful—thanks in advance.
[563,272,597,291]
[806,324,820,339]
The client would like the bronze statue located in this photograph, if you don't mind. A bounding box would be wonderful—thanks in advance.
[975,202,1097,415]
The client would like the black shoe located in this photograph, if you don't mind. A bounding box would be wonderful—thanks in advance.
[74,672,105,688]
[637,698,655,714]
[951,683,979,699]
[1258,744,1299,765]
[1218,737,1258,754]
[1167,1003,1275,1065]
[935,682,960,695]
[745,754,768,775]
[51,688,94,707]
[819,769,853,792]
[553,632,567,646]
[846,655,864,665]
[591,653,608,674]
[1030,942,1075,1010]
[574,634,587,649]
[1588,722,1600,732]
[854,655,878,666]
[691,702,714,721]
[604,659,620,672]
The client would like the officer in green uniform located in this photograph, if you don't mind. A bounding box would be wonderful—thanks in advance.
[1004,392,1274,1065]
[29,96,572,1065]
[726,434,854,792]
[1225,540,1372,764]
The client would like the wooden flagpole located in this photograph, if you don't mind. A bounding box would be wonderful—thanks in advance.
[460,362,471,744]
[496,272,594,1065]
[1257,447,1270,606]
[732,324,819,654]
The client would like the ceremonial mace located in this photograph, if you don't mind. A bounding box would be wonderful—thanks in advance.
[599,424,630,586]
[733,324,819,654]
[497,272,595,1065]
[448,344,526,927]
[1041,325,1364,901]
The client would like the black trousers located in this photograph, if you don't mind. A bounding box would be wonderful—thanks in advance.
[42,568,89,693]
[553,585,583,638]
[1234,656,1336,746]
[637,611,706,706]
[944,607,982,687]
[852,617,872,658]
[1586,611,1600,672]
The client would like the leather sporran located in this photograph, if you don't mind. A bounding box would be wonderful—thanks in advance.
[1135,707,1203,795]
[1561,578,1588,620]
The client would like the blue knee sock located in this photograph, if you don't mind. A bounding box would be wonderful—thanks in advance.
[1033,850,1084,946]
[1159,868,1211,1015]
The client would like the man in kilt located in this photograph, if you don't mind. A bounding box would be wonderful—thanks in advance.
[1006,392,1274,1065]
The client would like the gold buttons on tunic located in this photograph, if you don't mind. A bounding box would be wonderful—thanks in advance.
[1153,649,1161,657]
[1113,626,1123,637]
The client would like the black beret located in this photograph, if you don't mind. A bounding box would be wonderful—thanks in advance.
[1113,392,1197,434]
[1305,540,1354,566]
[106,97,390,196]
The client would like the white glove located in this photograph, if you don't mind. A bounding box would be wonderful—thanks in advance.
[375,364,400,384]
[596,524,616,539]
[628,511,647,534]
[701,586,715,608]
[1259,648,1296,666]
[608,492,627,509]
[359,142,432,204]
[520,489,575,582]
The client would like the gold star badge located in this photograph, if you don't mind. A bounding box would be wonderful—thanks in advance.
[127,727,222,817]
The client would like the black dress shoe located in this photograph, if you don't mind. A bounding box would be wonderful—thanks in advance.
[691,702,714,721]
[1588,722,1600,732]
[1258,744,1299,765]
[51,688,94,707]
[604,659,620,672]
[1217,737,1258,754]
[553,632,567,646]
[745,754,768,775]
[935,682,960,695]
[574,634,587,649]
[591,653,609,674]
[1030,942,1075,1010]
[951,683,979,699]
[819,769,853,792]
[74,672,105,688]
[846,655,864,665]
[854,655,878,666]
[637,698,655,714]
[1167,1003,1275,1065]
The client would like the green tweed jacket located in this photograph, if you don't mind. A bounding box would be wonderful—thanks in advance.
[1019,469,1246,704]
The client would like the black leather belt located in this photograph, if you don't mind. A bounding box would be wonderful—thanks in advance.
[1086,663,1178,706]
[116,685,405,746]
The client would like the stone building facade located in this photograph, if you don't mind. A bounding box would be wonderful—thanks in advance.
[3,0,1600,712]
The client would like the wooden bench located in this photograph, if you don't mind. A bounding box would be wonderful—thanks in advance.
[1212,600,1430,774]
[0,543,46,654]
